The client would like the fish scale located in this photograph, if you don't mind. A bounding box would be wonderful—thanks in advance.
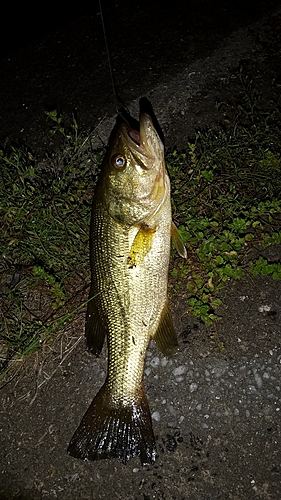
[67,108,186,465]
[93,201,170,402]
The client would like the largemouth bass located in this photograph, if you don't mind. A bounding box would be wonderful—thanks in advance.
[68,104,186,465]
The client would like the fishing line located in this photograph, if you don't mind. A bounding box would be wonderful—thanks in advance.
[98,0,129,117]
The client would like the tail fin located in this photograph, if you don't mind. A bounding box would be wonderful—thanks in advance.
[67,383,157,465]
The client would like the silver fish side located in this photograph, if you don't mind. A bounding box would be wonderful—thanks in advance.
[68,109,183,465]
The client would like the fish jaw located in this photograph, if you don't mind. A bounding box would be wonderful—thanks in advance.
[98,113,169,227]
[139,113,164,161]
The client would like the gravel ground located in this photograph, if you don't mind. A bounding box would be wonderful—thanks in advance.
[1,275,281,499]
[1,1,281,499]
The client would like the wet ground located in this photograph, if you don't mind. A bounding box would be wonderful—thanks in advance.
[1,1,281,499]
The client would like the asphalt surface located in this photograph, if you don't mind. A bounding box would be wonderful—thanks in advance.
[1,1,281,499]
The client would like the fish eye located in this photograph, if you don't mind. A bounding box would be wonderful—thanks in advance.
[111,154,126,169]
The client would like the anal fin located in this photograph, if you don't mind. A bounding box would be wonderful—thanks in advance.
[85,287,106,356]
[67,383,156,465]
[151,300,178,357]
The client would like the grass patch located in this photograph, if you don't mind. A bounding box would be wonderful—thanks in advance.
[0,112,104,375]
[168,69,281,326]
[1,71,281,374]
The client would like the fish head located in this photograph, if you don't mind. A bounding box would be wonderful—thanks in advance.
[98,112,170,226]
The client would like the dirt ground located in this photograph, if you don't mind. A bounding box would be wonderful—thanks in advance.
[1,1,281,499]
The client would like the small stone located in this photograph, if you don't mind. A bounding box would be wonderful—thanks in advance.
[152,411,161,422]
[150,356,160,367]
[254,372,262,389]
[173,365,186,376]
[258,305,271,312]
[189,383,198,393]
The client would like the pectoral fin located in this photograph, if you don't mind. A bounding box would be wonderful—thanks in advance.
[151,300,178,357]
[128,224,157,268]
[171,221,187,258]
[85,287,106,356]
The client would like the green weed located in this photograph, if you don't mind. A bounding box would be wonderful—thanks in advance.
[1,70,281,372]
[168,70,281,327]
[0,112,104,373]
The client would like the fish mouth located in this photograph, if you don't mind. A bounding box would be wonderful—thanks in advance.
[128,126,141,145]
[126,114,150,147]
[118,113,164,164]
[120,113,167,217]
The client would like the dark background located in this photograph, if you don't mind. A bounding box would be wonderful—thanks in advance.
[2,1,279,57]
[1,0,281,150]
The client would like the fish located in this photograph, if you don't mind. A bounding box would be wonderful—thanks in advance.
[67,103,186,465]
